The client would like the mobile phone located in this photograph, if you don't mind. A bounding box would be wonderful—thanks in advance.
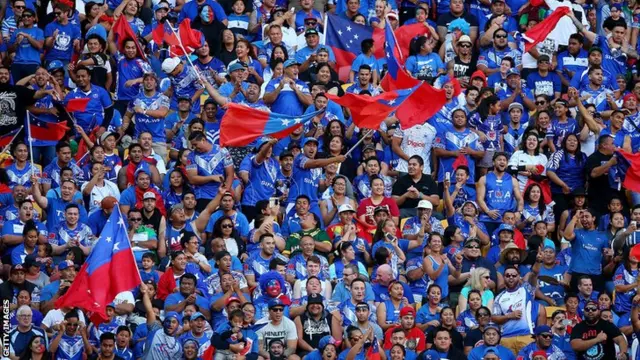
[445,172,450,180]
[632,221,637,227]
[269,197,279,208]
[561,319,571,326]
[385,233,395,242]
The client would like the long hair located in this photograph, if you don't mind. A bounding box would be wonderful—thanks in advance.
[524,183,546,216]
[477,95,501,119]
[464,267,490,291]
[409,35,429,56]
[372,218,394,243]
[19,335,52,360]
[561,133,586,166]
[236,38,257,59]
[519,130,541,156]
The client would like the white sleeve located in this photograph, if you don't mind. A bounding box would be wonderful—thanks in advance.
[285,319,298,340]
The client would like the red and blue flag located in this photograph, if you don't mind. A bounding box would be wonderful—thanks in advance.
[0,127,21,148]
[55,206,141,325]
[614,150,640,192]
[29,117,69,142]
[366,337,381,360]
[326,14,378,70]
[380,21,421,92]
[220,104,324,147]
[327,84,420,129]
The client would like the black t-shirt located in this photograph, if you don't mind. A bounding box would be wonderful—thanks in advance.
[452,55,477,85]
[603,16,627,32]
[392,174,439,209]
[570,319,621,360]
[0,83,36,137]
[425,327,463,350]
[585,150,615,213]
[463,328,483,348]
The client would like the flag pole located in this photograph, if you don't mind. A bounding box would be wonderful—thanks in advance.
[0,125,24,154]
[26,113,36,176]
[344,129,375,157]
[167,23,204,83]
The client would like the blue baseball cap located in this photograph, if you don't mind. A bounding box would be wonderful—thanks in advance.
[228,62,246,73]
[268,298,287,309]
[534,325,552,336]
[255,137,272,150]
[318,336,336,350]
[107,302,116,308]
[190,312,206,321]
[86,24,107,42]
[496,224,514,234]
[284,59,301,68]
[153,2,169,12]
[543,238,556,251]
[164,311,182,323]
[301,137,319,147]
[48,60,64,72]
[506,68,520,77]
[483,347,499,356]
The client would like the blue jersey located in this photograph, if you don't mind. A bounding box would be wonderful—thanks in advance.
[448,184,477,209]
[478,47,522,69]
[493,282,537,337]
[42,159,83,190]
[5,162,38,188]
[11,26,44,64]
[546,150,586,193]
[287,154,322,203]
[196,56,227,83]
[168,65,204,114]
[44,21,81,61]
[54,334,86,360]
[527,71,561,98]
[479,172,517,224]
[497,86,533,124]
[470,114,502,150]
[613,264,638,314]
[517,342,566,360]
[504,122,528,156]
[405,53,445,80]
[44,197,89,233]
[265,76,310,116]
[64,85,112,132]
[570,67,618,91]
[434,128,483,183]
[52,222,94,250]
[556,49,589,79]
[623,113,640,152]
[456,309,479,334]
[116,57,150,101]
[569,229,609,275]
[595,35,629,78]
[547,118,580,149]
[539,264,568,305]
[186,145,234,199]
[241,155,282,206]
[128,91,170,142]
[286,253,329,281]
[180,330,214,357]
[243,251,288,282]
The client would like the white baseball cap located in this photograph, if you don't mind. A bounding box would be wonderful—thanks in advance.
[338,204,356,213]
[416,200,433,210]
[161,57,181,74]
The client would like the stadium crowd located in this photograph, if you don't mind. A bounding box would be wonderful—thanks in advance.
[2,0,640,358]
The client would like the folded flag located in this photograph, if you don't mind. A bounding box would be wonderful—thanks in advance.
[220,104,324,147]
[380,21,421,92]
[112,16,148,61]
[395,82,448,129]
[522,7,571,52]
[614,150,640,193]
[151,21,179,47]
[29,118,69,142]
[65,98,90,112]
[326,84,420,129]
[0,127,21,148]
[326,14,375,70]
[55,206,141,325]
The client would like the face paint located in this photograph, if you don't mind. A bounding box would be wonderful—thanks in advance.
[266,279,282,297]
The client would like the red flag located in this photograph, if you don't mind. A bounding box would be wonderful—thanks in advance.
[30,119,69,142]
[74,126,99,162]
[616,150,640,192]
[170,19,202,56]
[631,244,640,261]
[201,346,214,360]
[65,98,90,112]
[112,16,148,61]
[452,154,469,170]
[0,128,21,148]
[55,207,141,325]
[372,27,385,58]
[522,7,571,52]
[373,24,429,61]
[327,85,419,129]
[395,82,448,129]
[151,22,179,47]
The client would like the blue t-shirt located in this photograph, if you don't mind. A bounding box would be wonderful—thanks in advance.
[538,264,569,304]
[178,0,227,23]
[186,144,234,199]
[569,229,609,275]
[613,264,638,314]
[526,71,561,98]
[44,21,81,61]
[405,53,445,80]
[546,118,580,149]
[116,56,151,101]
[11,27,44,64]
[241,155,282,206]
[64,85,112,132]
[265,76,310,116]
[287,154,323,203]
[128,91,171,142]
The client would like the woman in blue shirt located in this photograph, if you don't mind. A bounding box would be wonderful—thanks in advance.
[614,249,639,315]
[415,284,444,331]
[546,133,587,223]
[405,35,445,83]
[518,183,555,237]
[455,289,483,337]
[424,233,461,300]
[376,280,408,331]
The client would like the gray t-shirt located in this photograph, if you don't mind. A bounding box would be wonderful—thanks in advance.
[142,321,183,360]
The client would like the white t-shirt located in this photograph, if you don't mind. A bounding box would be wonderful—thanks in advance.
[112,291,135,325]
[256,318,298,352]
[544,0,588,46]
[42,309,87,330]
[508,150,549,191]
[393,122,438,174]
[81,180,121,214]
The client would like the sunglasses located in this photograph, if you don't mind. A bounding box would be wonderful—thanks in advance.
[504,274,518,278]
[458,43,471,48]
[222,224,234,229]
[15,5,25,9]
[539,334,552,339]
[270,307,284,312]
[466,245,480,249]
[494,34,507,39]
[477,312,490,317]
[54,11,62,15]
[130,218,142,222]
[66,323,79,327]
[584,307,598,312]
[535,101,547,105]
[483,276,491,279]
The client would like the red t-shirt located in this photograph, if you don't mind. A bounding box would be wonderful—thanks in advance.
[383,325,426,352]
[356,197,400,226]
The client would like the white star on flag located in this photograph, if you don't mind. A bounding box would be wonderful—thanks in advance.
[388,99,396,105]
[281,118,290,126]
[293,118,302,124]
[346,26,352,31]
[338,30,343,36]
[354,34,359,40]
[106,237,112,243]
[118,218,126,227]
[113,242,120,251]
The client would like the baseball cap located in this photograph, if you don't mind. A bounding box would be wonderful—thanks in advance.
[143,191,156,200]
[458,35,472,44]
[464,237,481,247]
[483,323,500,332]
[318,336,336,350]
[556,99,569,107]
[572,186,587,196]
[190,312,206,321]
[399,306,415,317]
[58,260,75,271]
[416,200,433,210]
[23,254,41,268]
[482,346,500,356]
[387,11,399,20]
[99,131,116,144]
[611,3,622,10]
[164,311,182,323]
[228,62,246,73]
[287,141,301,151]
[225,296,241,306]
[373,205,389,214]
[268,297,287,309]
[153,2,169,12]
[301,137,319,147]
[307,293,324,305]
[338,204,356,213]
[161,57,181,74]
[534,325,551,336]
[11,264,26,273]
[143,72,158,81]
[101,196,118,210]
[170,203,185,214]
[177,95,192,103]
[496,224,514,234]
[508,102,524,112]
[362,144,376,152]
[462,200,479,211]
[305,28,319,37]
[107,302,116,309]
[543,239,556,251]
[284,59,301,68]
[48,60,64,72]
[506,68,520,77]
[255,137,271,151]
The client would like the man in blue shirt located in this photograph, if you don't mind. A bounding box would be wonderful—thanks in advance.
[44,2,80,76]
[346,65,380,95]
[497,68,535,123]
[64,66,113,133]
[7,8,42,81]
[296,29,336,72]
[114,39,151,116]
[564,208,610,292]
[526,54,561,100]
[162,57,205,115]
[477,28,522,75]
[569,47,619,92]
[122,72,170,160]
[41,142,83,193]
[556,34,588,89]
[8,305,48,358]
[264,59,313,116]
[164,273,211,320]
[186,131,235,211]
[31,176,88,234]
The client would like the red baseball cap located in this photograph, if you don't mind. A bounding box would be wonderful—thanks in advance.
[400,306,415,317]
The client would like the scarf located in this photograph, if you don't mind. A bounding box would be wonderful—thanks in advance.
[134,186,166,216]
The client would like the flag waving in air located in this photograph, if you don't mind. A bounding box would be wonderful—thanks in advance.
[55,206,141,325]
[29,118,69,142]
[220,104,325,147]
[327,84,421,129]
[325,14,375,70]
[0,127,21,148]
[614,150,640,193]
[112,16,148,61]
[380,21,421,92]
[521,7,571,52]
